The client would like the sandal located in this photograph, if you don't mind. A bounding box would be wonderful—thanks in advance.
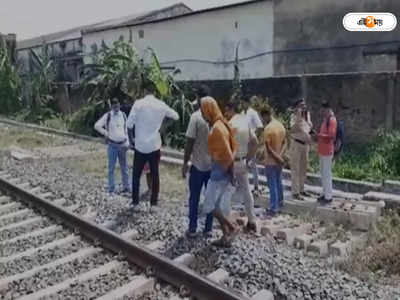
[228,226,240,243]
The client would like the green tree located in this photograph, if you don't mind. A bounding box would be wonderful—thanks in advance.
[0,40,20,114]
[18,46,57,122]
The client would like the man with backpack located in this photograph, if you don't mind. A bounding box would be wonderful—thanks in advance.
[313,101,338,204]
[94,98,130,195]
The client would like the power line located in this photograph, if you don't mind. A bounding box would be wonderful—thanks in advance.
[159,40,400,66]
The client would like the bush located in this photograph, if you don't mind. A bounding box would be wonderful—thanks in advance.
[73,41,193,149]
[308,133,400,183]
[40,114,71,131]
[343,211,400,279]
[0,42,21,114]
[372,130,400,180]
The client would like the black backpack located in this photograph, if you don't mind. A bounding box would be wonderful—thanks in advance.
[327,117,344,156]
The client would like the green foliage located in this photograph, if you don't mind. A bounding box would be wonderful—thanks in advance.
[0,40,21,114]
[147,48,193,149]
[17,46,58,122]
[83,40,144,103]
[40,114,71,131]
[308,132,400,182]
[69,100,107,136]
[73,41,193,149]
[372,130,400,181]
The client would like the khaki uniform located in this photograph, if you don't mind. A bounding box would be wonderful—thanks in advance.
[289,111,312,195]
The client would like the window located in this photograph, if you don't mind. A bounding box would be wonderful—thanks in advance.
[138,30,144,39]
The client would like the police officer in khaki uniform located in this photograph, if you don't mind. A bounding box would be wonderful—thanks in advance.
[289,99,313,200]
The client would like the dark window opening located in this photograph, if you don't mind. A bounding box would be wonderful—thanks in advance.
[139,30,144,39]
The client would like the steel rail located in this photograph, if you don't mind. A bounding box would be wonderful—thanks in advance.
[0,176,248,300]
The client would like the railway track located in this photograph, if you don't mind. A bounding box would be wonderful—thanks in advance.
[1,118,400,299]
[0,171,280,300]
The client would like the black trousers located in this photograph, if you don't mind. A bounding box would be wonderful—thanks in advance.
[132,149,161,206]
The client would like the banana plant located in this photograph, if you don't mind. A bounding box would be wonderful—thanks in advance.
[19,46,57,121]
[0,39,20,114]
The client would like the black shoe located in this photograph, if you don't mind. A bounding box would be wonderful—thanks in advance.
[203,231,213,238]
[185,230,197,239]
[265,210,277,219]
[317,196,325,203]
[320,198,333,206]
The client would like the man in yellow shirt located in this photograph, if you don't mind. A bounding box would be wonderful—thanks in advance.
[260,108,287,217]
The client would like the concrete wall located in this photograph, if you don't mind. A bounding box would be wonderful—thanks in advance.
[273,0,400,75]
[82,0,274,80]
[17,39,82,81]
[185,71,400,143]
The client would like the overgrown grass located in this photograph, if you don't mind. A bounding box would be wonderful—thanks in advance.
[308,131,400,183]
[340,211,400,282]
[0,126,64,149]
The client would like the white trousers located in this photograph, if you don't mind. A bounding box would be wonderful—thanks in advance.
[319,155,333,200]
[233,160,256,223]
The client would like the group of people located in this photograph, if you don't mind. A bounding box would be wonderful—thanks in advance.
[94,80,338,247]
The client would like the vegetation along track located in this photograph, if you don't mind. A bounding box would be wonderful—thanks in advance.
[0,172,250,300]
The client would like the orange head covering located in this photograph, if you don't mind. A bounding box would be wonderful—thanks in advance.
[201,97,237,170]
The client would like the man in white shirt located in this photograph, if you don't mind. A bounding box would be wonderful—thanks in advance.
[225,97,258,232]
[127,81,179,210]
[244,96,264,194]
[94,98,130,195]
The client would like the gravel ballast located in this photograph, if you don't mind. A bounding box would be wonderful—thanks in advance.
[41,262,138,300]
[3,251,115,298]
[1,131,400,299]
[3,239,90,277]
[1,227,69,257]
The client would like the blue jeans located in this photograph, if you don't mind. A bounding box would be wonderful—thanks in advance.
[107,143,129,193]
[265,165,284,213]
[188,166,213,233]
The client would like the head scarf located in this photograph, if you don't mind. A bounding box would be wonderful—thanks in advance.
[201,97,237,170]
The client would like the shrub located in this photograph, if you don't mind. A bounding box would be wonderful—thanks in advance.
[0,41,21,114]
[342,211,400,279]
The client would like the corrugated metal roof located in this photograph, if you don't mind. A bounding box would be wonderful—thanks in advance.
[17,2,191,50]
[82,2,191,34]
[83,0,269,35]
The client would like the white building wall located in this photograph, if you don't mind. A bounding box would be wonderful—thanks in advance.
[83,0,274,80]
